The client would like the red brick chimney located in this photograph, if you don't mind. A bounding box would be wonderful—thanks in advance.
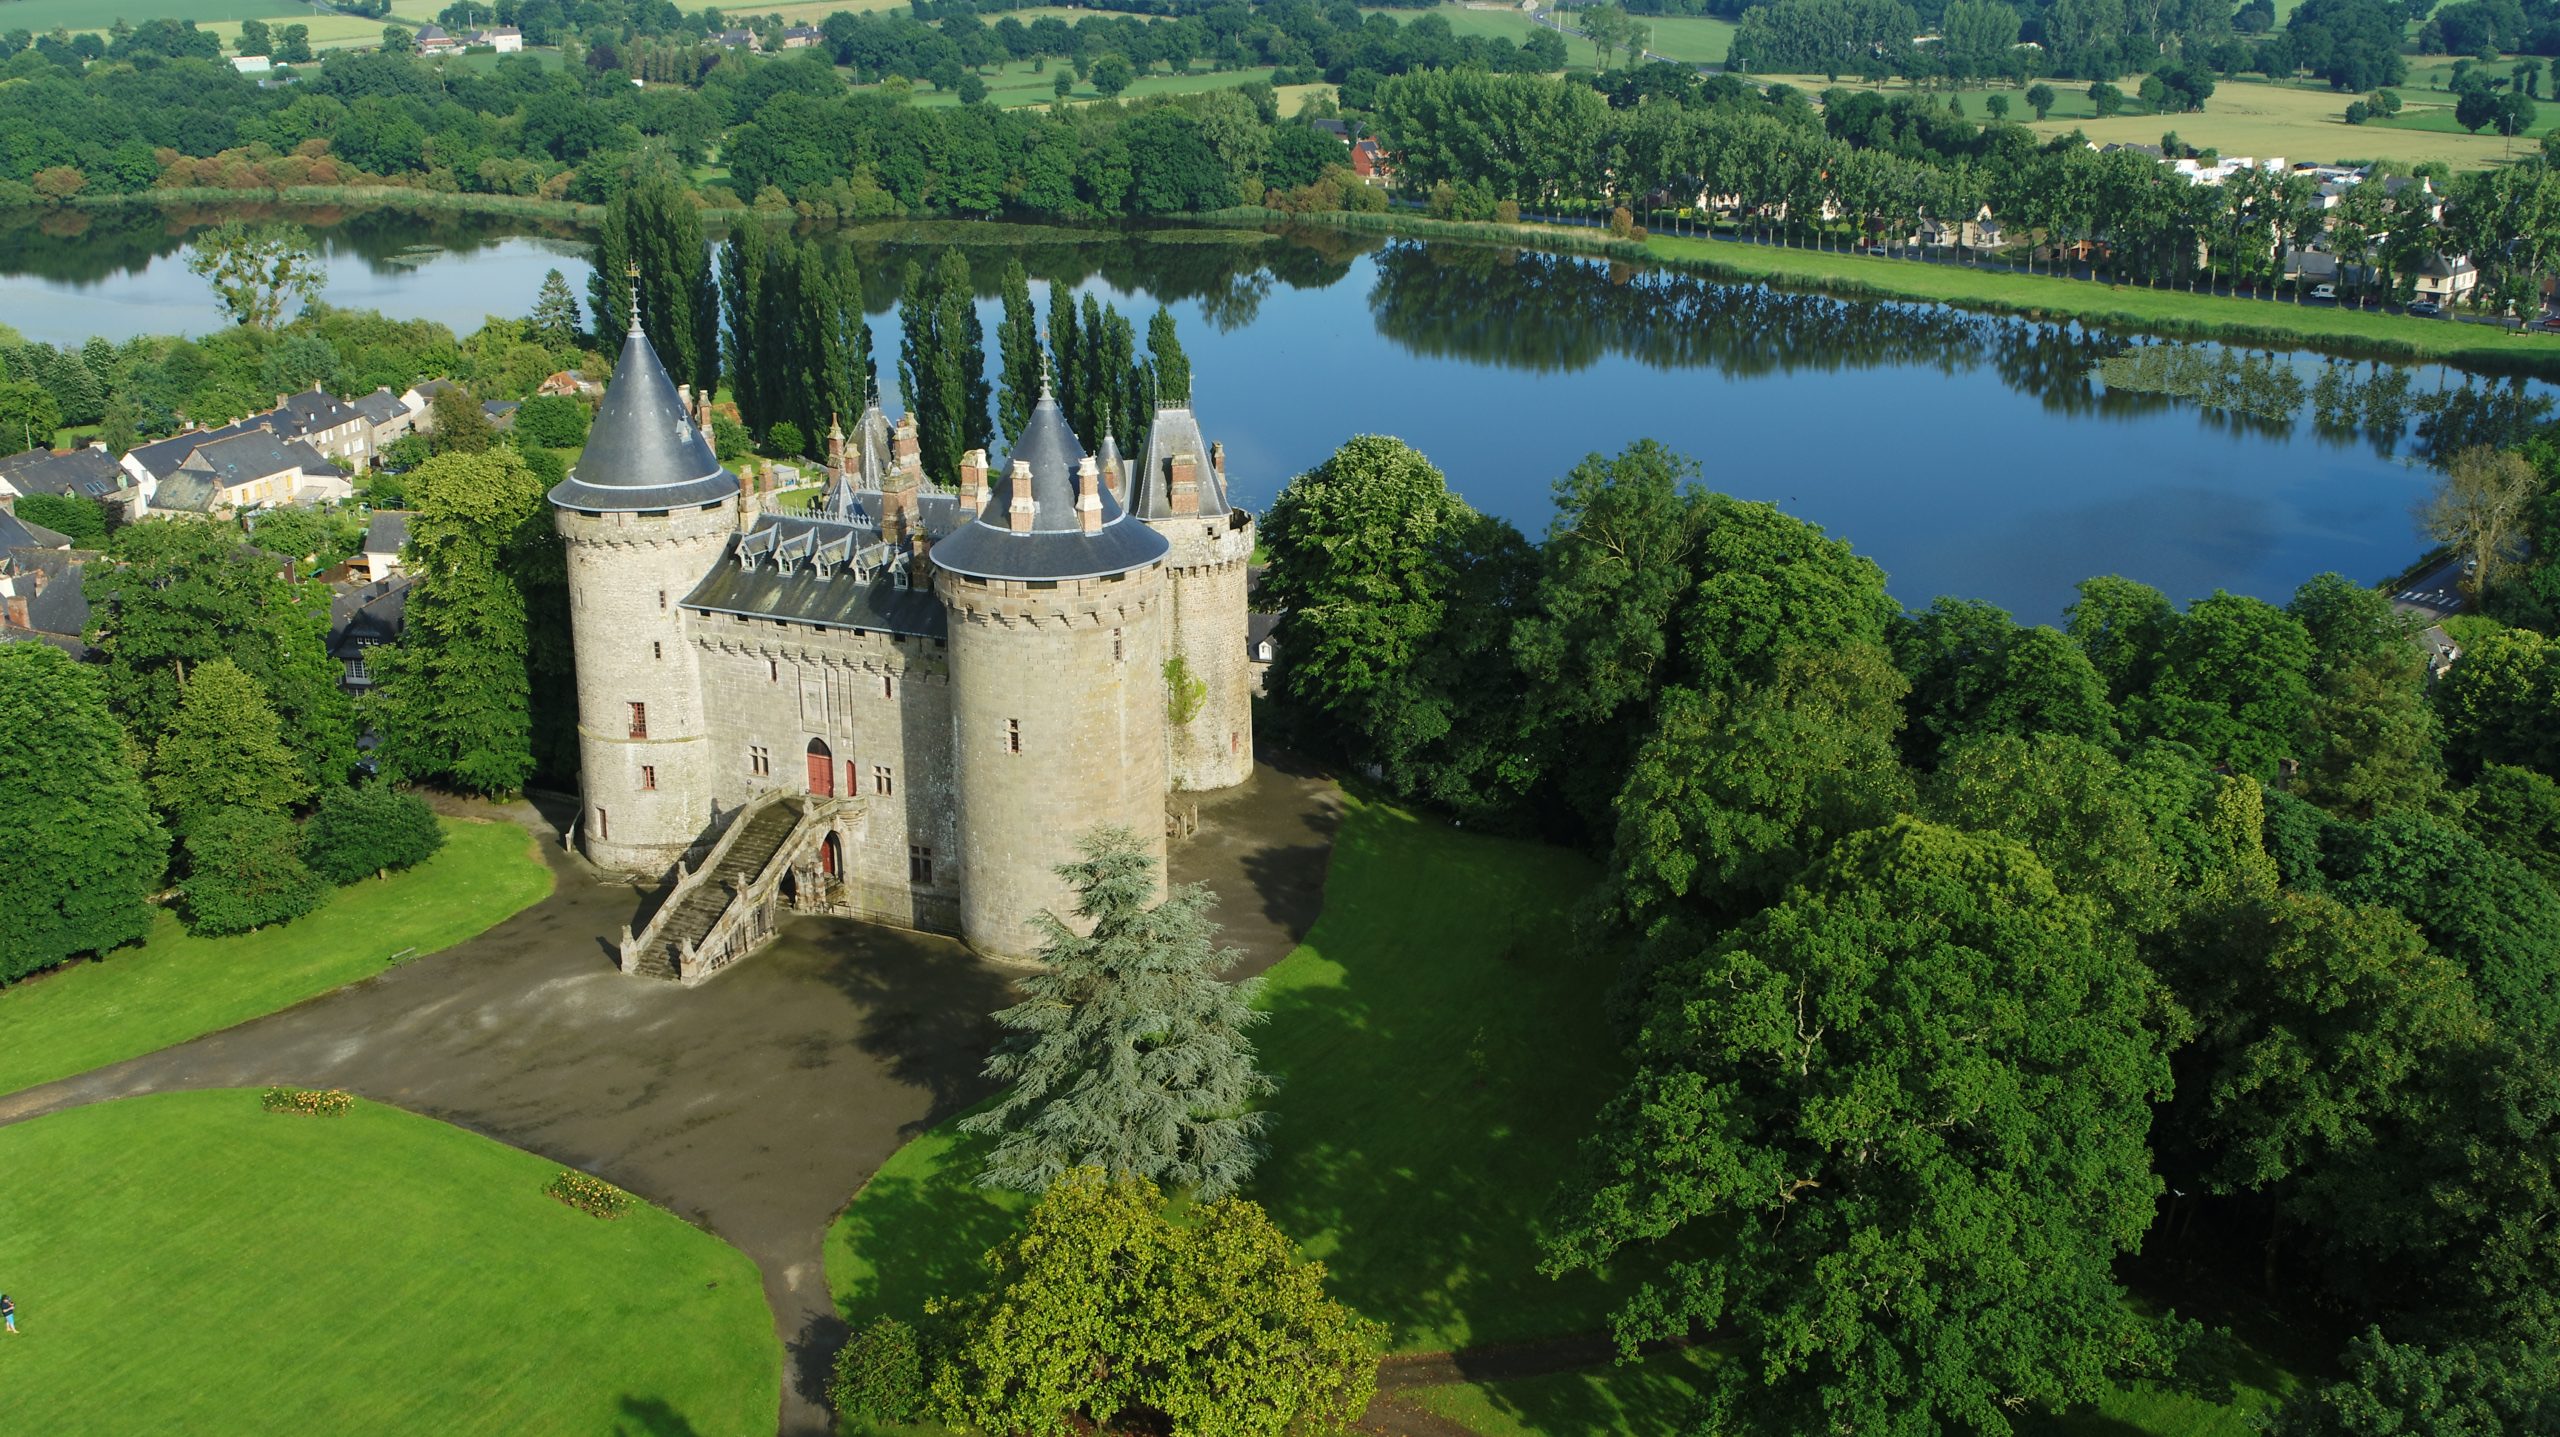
[1168,454,1199,516]
[1076,457,1103,534]
[1007,461,1037,533]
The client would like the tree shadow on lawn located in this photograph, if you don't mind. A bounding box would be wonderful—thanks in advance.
[1240,802,1683,1353]
[614,1395,706,1437]
[1448,1345,1722,1436]
[831,1117,1031,1327]
[810,923,1011,1135]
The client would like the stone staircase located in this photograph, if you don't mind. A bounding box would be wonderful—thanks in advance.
[625,801,805,981]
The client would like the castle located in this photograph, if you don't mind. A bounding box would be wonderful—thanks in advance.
[549,300,1254,967]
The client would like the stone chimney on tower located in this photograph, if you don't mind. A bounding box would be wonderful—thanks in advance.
[893,414,921,472]
[1210,440,1226,485]
[826,414,846,476]
[956,449,987,515]
[1007,460,1037,532]
[1076,455,1104,533]
[1168,453,1199,516]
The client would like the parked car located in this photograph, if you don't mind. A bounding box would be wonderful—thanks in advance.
[2538,315,2560,332]
[2408,300,2444,316]
[2312,283,2337,300]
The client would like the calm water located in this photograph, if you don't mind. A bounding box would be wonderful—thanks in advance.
[4,206,2536,622]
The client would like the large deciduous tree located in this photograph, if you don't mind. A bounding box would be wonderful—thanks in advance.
[961,826,1272,1199]
[0,644,166,985]
[178,806,328,937]
[1545,818,2176,1437]
[2424,446,2538,596]
[85,521,355,792]
[148,658,311,838]
[301,784,444,885]
[369,448,559,795]
[925,1169,1383,1437]
[184,221,327,331]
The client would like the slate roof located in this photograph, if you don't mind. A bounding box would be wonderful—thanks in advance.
[0,510,72,551]
[350,388,410,426]
[682,514,950,638]
[364,510,411,556]
[0,446,131,501]
[1246,610,1282,656]
[329,575,411,659]
[151,470,225,514]
[927,393,1168,583]
[124,421,261,482]
[273,388,362,436]
[1127,406,1229,522]
[548,320,740,513]
[8,549,91,641]
[180,429,321,488]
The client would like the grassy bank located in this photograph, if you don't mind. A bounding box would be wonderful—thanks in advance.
[0,1090,776,1436]
[0,817,551,1098]
[1227,204,2560,373]
[828,797,1643,1353]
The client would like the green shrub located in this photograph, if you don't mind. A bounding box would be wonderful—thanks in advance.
[302,784,445,885]
[545,1169,632,1218]
[830,1317,926,1425]
[511,394,589,449]
[14,492,109,546]
[180,807,329,936]
[261,1086,354,1117]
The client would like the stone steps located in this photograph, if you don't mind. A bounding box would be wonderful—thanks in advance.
[640,805,802,979]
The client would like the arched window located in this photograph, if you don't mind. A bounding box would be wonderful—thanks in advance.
[805,737,834,797]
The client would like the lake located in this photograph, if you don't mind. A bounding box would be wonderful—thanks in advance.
[4,205,2535,623]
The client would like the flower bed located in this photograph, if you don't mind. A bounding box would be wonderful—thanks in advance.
[546,1170,633,1219]
[259,1087,353,1117]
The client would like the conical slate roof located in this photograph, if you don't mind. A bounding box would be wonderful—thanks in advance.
[547,320,740,513]
[929,393,1167,582]
[1128,405,1227,521]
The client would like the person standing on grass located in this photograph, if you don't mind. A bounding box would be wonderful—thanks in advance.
[2,1293,16,1334]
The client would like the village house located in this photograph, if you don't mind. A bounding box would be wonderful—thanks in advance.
[0,444,142,521]
[538,370,605,399]
[415,23,459,53]
[2414,251,2480,305]
[361,510,411,583]
[270,387,374,470]
[148,430,345,518]
[329,574,411,694]
[779,24,823,48]
[230,53,271,75]
[0,515,90,657]
[468,25,523,51]
[1351,138,1392,184]
[350,388,417,450]
[715,27,757,48]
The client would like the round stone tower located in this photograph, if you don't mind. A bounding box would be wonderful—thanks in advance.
[932,391,1171,961]
[547,297,741,874]
[1126,404,1255,792]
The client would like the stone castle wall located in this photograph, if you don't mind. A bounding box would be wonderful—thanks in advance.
[557,499,739,872]
[686,603,962,935]
[939,562,1170,961]
[1157,510,1256,792]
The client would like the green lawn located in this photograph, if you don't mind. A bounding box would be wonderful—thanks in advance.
[1407,1326,2300,1437]
[1367,4,1548,48]
[829,797,1645,1354]
[0,817,551,1098]
[0,0,288,29]
[875,59,1296,109]
[0,1090,776,1436]
[1633,15,1735,65]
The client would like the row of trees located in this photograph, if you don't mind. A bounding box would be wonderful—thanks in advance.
[1258,430,2560,1433]
[1376,67,2560,316]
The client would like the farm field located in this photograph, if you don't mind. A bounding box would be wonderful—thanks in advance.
[1368,2,1547,47]
[1634,13,1735,65]
[869,58,1310,109]
[0,1090,778,1437]
[0,817,550,1099]
[1769,70,2532,166]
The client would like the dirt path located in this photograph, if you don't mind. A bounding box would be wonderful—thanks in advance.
[0,763,1343,1437]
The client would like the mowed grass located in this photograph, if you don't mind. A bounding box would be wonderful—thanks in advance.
[0,1090,777,1436]
[828,796,1651,1355]
[2032,77,2529,167]
[1405,1322,2299,1437]
[1632,14,1735,65]
[0,817,551,1098]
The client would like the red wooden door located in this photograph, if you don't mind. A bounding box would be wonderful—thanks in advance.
[806,742,834,796]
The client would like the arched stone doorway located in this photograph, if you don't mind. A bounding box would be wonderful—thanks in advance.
[805,738,834,797]
[820,831,841,878]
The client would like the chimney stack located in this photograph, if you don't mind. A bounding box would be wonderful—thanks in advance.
[893,414,921,468]
[1007,461,1037,533]
[1076,456,1103,534]
[1168,454,1199,516]
[1210,440,1225,480]
[826,414,847,476]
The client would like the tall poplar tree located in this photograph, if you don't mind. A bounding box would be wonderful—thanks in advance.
[589,168,719,398]
[961,825,1274,1200]
[0,644,166,985]
[897,251,988,482]
[719,221,774,436]
[1047,282,1082,430]
[1147,306,1190,406]
[1074,292,1110,443]
[996,260,1042,443]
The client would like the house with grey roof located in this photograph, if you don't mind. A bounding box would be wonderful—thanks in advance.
[0,542,93,657]
[268,387,375,470]
[362,510,411,582]
[350,387,416,450]
[0,445,142,521]
[150,430,346,517]
[329,574,412,692]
